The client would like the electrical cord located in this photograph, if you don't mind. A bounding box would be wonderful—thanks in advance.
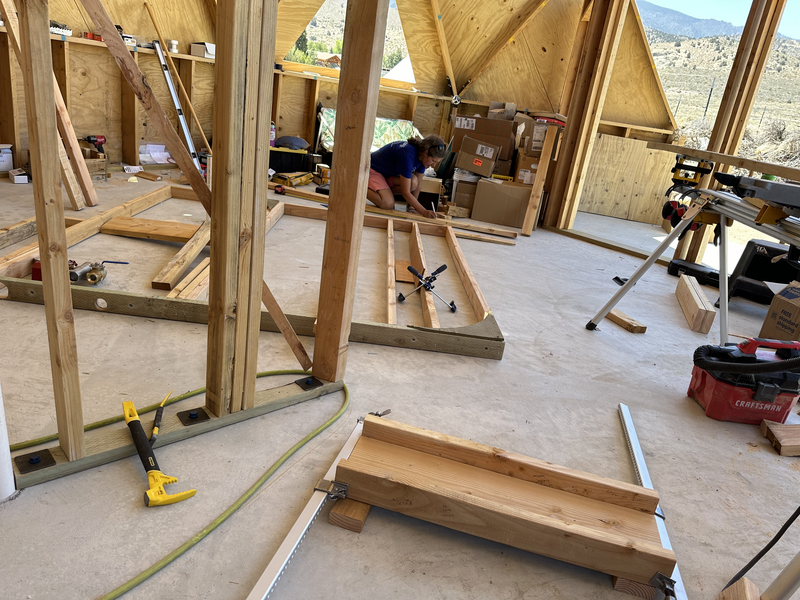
[723,504,800,590]
[9,370,350,600]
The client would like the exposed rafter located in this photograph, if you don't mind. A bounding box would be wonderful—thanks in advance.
[430,0,457,92]
[459,0,548,96]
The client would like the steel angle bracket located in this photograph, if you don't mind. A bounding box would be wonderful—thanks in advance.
[246,418,365,600]
[618,404,688,600]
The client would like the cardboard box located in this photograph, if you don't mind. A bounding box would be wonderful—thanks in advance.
[471,179,532,228]
[421,176,442,195]
[452,181,478,211]
[312,174,330,186]
[760,281,800,340]
[492,159,513,177]
[190,42,215,59]
[272,171,313,187]
[453,116,515,161]
[487,101,516,120]
[0,145,12,172]
[454,137,499,178]
[512,114,535,149]
[514,153,539,185]
[9,168,27,184]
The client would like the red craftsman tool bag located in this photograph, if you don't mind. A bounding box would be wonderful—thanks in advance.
[688,338,800,425]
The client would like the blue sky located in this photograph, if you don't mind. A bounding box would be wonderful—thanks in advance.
[645,0,800,40]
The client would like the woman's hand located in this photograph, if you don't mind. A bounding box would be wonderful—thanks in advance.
[423,208,439,219]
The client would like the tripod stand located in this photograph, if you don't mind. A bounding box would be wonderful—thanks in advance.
[398,264,457,313]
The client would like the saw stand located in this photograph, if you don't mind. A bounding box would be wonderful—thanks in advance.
[587,189,800,345]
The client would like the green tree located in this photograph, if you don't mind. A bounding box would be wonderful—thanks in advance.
[382,48,404,70]
[330,39,343,54]
[296,29,308,54]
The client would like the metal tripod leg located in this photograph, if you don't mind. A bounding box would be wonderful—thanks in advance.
[430,288,454,309]
[586,202,706,330]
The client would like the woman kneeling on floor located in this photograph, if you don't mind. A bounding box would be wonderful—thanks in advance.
[367,135,447,219]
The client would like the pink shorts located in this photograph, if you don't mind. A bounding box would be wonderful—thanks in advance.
[368,169,396,192]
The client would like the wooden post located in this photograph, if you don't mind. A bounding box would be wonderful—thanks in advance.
[306,78,320,151]
[312,0,390,383]
[179,59,196,147]
[18,0,85,461]
[544,0,630,230]
[0,33,21,168]
[521,124,559,236]
[120,51,140,166]
[271,71,282,132]
[51,39,70,112]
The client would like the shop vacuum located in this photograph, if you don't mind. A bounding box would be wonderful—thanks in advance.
[688,338,800,424]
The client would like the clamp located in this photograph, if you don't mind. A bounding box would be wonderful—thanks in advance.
[650,572,678,599]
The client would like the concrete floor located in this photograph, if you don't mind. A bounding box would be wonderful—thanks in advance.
[1,177,799,599]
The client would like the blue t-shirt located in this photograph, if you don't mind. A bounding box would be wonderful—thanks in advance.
[370,141,424,179]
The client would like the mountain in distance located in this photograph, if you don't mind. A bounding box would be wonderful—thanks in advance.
[637,0,744,38]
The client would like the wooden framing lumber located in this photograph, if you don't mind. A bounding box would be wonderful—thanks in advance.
[306,77,320,151]
[444,226,489,321]
[0,0,98,206]
[77,0,308,395]
[181,268,211,300]
[335,417,675,583]
[409,223,439,328]
[612,577,655,599]
[120,51,141,166]
[521,124,559,236]
[11,378,343,489]
[0,278,506,361]
[151,219,211,290]
[761,420,800,456]
[716,577,761,600]
[51,38,70,112]
[167,257,210,299]
[267,183,517,239]
[676,274,716,334]
[58,142,85,211]
[430,0,457,91]
[544,0,630,230]
[0,216,37,251]
[329,498,372,533]
[312,0,389,383]
[386,220,397,325]
[607,309,646,334]
[100,217,201,242]
[0,32,20,168]
[0,186,172,279]
[17,0,84,461]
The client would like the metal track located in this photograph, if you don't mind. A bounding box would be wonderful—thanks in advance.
[153,40,201,172]
[618,404,688,600]
[246,419,364,600]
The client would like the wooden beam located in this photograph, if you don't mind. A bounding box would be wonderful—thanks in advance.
[167,257,210,299]
[545,0,630,230]
[676,274,716,334]
[99,216,200,242]
[386,220,397,325]
[50,39,70,113]
[312,0,390,383]
[179,58,196,147]
[120,51,140,166]
[761,420,800,456]
[716,577,761,600]
[18,0,84,461]
[0,32,20,168]
[58,142,85,211]
[406,94,418,123]
[306,77,320,151]
[178,265,210,300]
[271,71,283,128]
[0,0,98,205]
[521,124,559,236]
[409,222,439,328]
[0,216,37,250]
[151,219,211,290]
[607,308,646,334]
[430,0,457,91]
[2,277,506,360]
[0,186,172,278]
[336,417,675,583]
[206,0,217,28]
[459,0,548,96]
[646,142,800,183]
[444,226,489,321]
[329,499,371,533]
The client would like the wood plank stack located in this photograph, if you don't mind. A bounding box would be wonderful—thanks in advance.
[335,416,675,584]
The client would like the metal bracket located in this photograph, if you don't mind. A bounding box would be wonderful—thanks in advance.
[177,407,211,426]
[14,449,56,474]
[314,479,348,500]
[294,376,323,391]
[650,571,677,600]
